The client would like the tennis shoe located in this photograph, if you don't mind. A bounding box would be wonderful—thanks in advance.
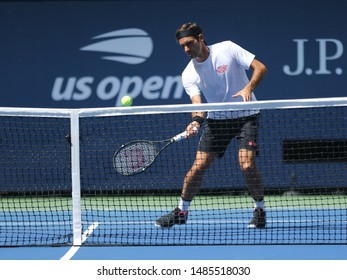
[248,208,266,229]
[155,207,188,228]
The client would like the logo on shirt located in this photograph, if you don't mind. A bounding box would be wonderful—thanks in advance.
[216,65,228,74]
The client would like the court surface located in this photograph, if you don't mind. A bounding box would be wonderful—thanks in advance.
[1,206,346,280]
[1,194,346,259]
[1,195,346,247]
[0,244,346,260]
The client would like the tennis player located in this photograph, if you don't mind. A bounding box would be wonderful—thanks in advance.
[156,22,267,229]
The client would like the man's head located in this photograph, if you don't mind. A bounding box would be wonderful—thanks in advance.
[176,22,208,60]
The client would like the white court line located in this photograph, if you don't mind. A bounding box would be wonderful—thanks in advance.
[60,222,99,260]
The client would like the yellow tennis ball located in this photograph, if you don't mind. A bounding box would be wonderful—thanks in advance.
[121,95,133,106]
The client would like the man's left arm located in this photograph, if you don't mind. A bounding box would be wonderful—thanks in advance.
[233,58,267,101]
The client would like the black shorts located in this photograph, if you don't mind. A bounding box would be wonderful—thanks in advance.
[198,114,259,158]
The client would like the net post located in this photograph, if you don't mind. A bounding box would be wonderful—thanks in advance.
[70,110,82,246]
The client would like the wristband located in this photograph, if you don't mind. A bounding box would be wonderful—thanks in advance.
[192,116,204,125]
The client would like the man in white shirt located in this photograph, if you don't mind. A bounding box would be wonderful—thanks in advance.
[156,22,267,229]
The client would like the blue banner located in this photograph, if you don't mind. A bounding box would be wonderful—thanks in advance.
[0,0,346,108]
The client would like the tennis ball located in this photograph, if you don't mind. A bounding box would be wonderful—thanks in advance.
[121,95,133,106]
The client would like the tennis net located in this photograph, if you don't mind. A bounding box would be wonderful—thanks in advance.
[0,97,346,246]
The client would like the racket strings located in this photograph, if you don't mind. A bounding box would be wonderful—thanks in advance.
[114,142,158,175]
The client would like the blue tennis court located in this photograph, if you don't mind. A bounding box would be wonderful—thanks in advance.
[0,244,346,260]
[87,208,347,245]
[1,202,346,249]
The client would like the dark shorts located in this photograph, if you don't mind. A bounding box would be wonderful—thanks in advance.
[198,114,260,158]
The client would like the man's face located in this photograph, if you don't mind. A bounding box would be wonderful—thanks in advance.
[178,36,203,59]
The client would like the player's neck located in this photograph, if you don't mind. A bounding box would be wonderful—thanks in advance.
[195,46,210,62]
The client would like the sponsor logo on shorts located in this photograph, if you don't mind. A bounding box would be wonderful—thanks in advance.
[248,141,257,147]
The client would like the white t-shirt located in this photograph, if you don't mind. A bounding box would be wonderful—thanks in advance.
[182,40,259,119]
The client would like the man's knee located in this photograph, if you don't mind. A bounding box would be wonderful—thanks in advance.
[239,161,256,173]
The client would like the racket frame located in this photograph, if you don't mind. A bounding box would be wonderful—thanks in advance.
[113,130,189,175]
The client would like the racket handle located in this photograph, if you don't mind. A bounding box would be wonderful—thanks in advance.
[172,127,198,142]
[172,131,188,142]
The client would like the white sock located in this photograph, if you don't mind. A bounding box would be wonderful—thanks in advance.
[254,199,265,210]
[178,197,191,212]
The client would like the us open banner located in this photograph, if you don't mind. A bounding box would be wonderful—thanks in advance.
[0,0,346,108]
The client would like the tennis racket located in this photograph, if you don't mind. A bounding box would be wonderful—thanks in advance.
[113,130,191,176]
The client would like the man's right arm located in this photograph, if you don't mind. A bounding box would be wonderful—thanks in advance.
[187,95,205,137]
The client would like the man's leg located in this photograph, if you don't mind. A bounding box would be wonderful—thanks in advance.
[239,149,263,199]
[155,151,217,227]
[239,149,266,228]
[181,150,217,200]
